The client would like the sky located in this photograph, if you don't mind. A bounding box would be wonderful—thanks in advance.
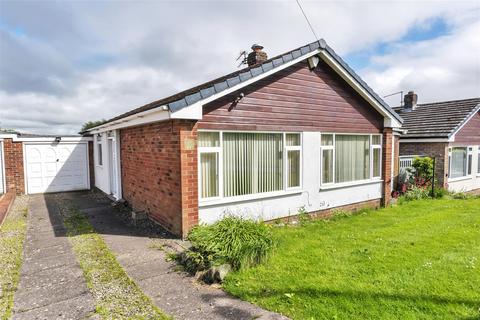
[0,0,479,134]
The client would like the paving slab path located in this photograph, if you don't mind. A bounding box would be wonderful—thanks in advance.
[12,195,95,320]
[59,191,288,320]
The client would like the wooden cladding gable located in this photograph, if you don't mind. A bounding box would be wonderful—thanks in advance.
[199,60,384,133]
[454,111,480,144]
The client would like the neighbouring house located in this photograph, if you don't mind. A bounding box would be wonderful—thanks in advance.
[0,130,93,196]
[395,92,480,193]
[86,39,404,237]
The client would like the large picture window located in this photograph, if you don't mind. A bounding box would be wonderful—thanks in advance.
[449,147,473,179]
[321,134,382,185]
[198,131,302,201]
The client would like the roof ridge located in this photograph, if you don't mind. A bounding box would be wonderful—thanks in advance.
[417,97,480,106]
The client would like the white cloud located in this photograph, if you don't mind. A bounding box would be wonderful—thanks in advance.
[362,17,480,105]
[0,1,479,133]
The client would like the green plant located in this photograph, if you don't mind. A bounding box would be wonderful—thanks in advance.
[450,192,471,200]
[402,185,430,201]
[432,187,449,199]
[185,216,275,272]
[297,206,310,225]
[408,157,434,182]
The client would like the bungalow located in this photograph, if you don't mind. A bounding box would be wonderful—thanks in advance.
[87,39,404,237]
[395,92,480,193]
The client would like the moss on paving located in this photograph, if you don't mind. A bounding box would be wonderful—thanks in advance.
[57,197,169,320]
[224,198,480,320]
[0,197,28,320]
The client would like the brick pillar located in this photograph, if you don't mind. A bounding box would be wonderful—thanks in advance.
[382,128,393,206]
[3,138,24,194]
[392,134,400,191]
[178,120,199,238]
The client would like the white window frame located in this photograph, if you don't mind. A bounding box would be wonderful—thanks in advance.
[96,134,103,167]
[198,130,302,205]
[320,134,335,186]
[320,133,382,188]
[285,133,302,190]
[371,135,382,179]
[198,131,222,201]
[467,146,473,176]
[477,146,480,176]
[448,146,473,181]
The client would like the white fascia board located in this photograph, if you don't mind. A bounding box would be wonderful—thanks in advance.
[89,109,170,133]
[318,51,402,129]
[170,103,203,119]
[14,136,93,142]
[0,134,17,140]
[400,138,450,143]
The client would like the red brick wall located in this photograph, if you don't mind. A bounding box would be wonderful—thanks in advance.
[3,139,24,194]
[393,135,400,190]
[399,142,449,187]
[382,128,393,205]
[120,120,198,237]
[269,199,381,224]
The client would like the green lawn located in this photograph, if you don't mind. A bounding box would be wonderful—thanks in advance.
[223,198,480,320]
[0,197,27,320]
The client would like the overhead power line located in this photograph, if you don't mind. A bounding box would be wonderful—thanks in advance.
[295,0,319,41]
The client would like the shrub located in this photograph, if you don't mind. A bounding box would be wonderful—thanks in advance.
[432,187,449,199]
[402,185,430,201]
[450,192,471,200]
[185,216,275,272]
[408,157,434,184]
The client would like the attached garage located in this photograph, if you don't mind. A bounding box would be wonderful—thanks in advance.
[0,132,93,195]
[24,142,90,194]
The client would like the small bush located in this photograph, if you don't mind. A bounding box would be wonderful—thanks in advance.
[297,206,311,225]
[450,192,471,200]
[185,216,275,272]
[432,187,449,199]
[402,185,430,201]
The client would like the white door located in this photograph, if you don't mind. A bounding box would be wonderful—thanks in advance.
[0,141,4,194]
[108,138,118,198]
[25,143,89,194]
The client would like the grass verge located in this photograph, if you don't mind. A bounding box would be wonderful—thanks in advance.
[224,198,480,319]
[0,197,28,320]
[57,197,169,319]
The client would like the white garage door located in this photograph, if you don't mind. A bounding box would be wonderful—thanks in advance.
[25,143,89,194]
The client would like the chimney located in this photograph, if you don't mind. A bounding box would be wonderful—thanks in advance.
[403,91,418,110]
[247,43,268,67]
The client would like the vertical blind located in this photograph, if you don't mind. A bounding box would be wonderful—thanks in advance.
[223,133,284,197]
[335,135,370,183]
[450,147,467,178]
[200,153,218,198]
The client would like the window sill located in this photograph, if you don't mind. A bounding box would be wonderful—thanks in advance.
[448,176,473,183]
[199,188,304,207]
[319,179,383,190]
